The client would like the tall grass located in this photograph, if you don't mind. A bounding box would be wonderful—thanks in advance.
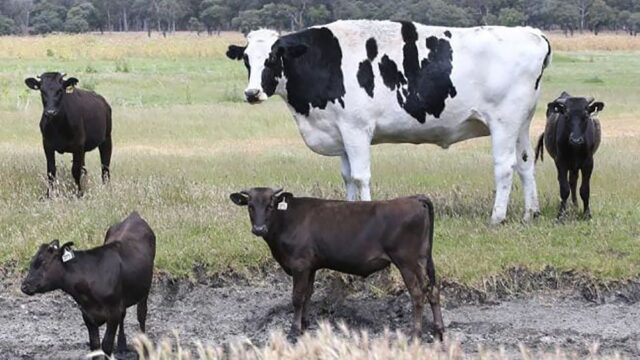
[129,322,625,360]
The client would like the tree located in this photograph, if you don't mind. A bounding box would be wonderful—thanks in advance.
[498,7,525,26]
[188,16,204,34]
[30,0,66,34]
[200,0,232,34]
[0,14,16,35]
[587,0,614,34]
[64,3,96,33]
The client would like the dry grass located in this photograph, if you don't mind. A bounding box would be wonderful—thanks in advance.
[126,322,626,360]
[547,32,640,51]
[0,32,244,60]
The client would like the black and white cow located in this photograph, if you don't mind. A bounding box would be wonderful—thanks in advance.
[227,20,552,224]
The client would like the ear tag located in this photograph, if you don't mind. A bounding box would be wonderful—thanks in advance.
[277,198,288,211]
[66,86,74,94]
[62,248,75,263]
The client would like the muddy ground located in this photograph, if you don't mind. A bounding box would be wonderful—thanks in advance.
[1,269,640,359]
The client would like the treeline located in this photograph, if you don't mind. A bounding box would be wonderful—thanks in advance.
[1,0,640,36]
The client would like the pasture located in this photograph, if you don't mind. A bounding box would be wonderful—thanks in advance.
[0,32,639,287]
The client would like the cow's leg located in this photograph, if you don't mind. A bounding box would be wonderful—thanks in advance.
[426,256,444,341]
[343,137,372,201]
[116,310,127,354]
[72,151,86,196]
[301,270,316,330]
[44,144,56,197]
[340,154,358,201]
[137,295,148,333]
[490,126,519,224]
[396,264,425,338]
[580,158,594,219]
[289,270,311,338]
[556,161,570,220]
[515,126,540,222]
[569,169,579,206]
[82,313,100,352]
[101,318,119,356]
[99,136,112,184]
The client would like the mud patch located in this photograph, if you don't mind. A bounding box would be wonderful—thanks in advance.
[1,269,640,358]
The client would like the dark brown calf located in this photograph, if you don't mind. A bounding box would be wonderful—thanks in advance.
[21,212,156,358]
[230,187,444,340]
[535,92,604,219]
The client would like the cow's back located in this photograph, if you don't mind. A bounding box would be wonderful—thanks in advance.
[313,20,550,147]
[62,88,112,151]
[104,212,156,305]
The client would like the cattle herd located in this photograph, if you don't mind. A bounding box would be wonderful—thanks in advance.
[16,20,606,358]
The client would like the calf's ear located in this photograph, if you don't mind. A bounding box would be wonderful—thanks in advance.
[61,242,74,250]
[589,101,604,113]
[49,239,60,250]
[548,101,565,114]
[230,192,249,206]
[226,45,246,60]
[25,78,41,90]
[63,77,79,88]
[276,192,293,203]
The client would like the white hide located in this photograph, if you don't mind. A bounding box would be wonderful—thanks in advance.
[241,20,551,224]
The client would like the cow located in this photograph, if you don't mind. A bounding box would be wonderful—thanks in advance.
[227,20,552,224]
[24,72,112,197]
[535,92,604,219]
[230,187,444,340]
[21,212,156,358]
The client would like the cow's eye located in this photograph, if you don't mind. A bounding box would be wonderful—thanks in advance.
[248,205,255,212]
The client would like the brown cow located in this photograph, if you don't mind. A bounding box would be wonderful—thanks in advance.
[230,187,444,340]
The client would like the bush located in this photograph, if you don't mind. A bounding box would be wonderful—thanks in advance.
[0,15,16,35]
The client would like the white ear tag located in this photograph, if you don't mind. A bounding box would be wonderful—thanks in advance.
[277,198,288,211]
[62,248,75,263]
[66,86,74,94]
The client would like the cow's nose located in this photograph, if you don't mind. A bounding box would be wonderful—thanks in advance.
[21,283,34,295]
[569,135,584,145]
[45,109,57,117]
[251,225,268,236]
[244,89,261,103]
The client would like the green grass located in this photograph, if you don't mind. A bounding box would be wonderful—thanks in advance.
[1,35,639,285]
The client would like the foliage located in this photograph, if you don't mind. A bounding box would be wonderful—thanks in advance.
[1,0,640,35]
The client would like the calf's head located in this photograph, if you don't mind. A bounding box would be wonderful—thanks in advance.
[548,97,604,147]
[24,72,79,119]
[227,30,307,104]
[230,187,292,236]
[21,240,74,295]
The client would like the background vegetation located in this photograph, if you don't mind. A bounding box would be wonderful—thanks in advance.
[1,0,640,37]
[0,32,639,285]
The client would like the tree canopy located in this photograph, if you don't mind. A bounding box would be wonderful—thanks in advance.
[0,0,638,35]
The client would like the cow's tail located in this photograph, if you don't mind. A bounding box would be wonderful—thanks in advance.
[534,133,544,163]
[415,195,435,253]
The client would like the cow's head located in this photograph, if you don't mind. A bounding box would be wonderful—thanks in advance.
[230,187,293,236]
[21,240,74,295]
[548,96,604,147]
[227,30,307,104]
[25,72,79,119]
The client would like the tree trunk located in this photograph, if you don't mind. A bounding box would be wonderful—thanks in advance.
[123,7,128,32]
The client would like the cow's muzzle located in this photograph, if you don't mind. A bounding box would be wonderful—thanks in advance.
[569,134,585,146]
[244,89,263,104]
[251,225,268,236]
[21,282,36,296]
[44,109,58,118]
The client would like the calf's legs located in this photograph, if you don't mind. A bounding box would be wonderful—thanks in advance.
[556,162,571,219]
[426,256,444,340]
[82,314,100,351]
[99,136,112,184]
[580,159,594,219]
[116,310,127,354]
[44,145,56,197]
[72,151,86,196]
[302,271,316,329]
[137,296,148,332]
[290,270,312,337]
[101,318,119,356]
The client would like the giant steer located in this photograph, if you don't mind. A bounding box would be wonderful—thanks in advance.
[227,20,552,224]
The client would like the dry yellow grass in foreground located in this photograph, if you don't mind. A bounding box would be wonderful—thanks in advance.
[126,323,626,360]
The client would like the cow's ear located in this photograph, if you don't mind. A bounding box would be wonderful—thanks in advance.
[25,77,41,90]
[284,44,307,59]
[48,239,60,250]
[548,101,565,114]
[589,101,604,113]
[61,242,74,250]
[63,77,79,88]
[275,192,293,204]
[226,45,246,60]
[230,192,249,206]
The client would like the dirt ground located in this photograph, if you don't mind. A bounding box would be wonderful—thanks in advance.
[1,270,640,359]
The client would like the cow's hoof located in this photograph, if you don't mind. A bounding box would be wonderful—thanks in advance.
[287,327,302,343]
[582,211,592,221]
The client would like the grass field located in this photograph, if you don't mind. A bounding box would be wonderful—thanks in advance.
[0,32,639,285]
